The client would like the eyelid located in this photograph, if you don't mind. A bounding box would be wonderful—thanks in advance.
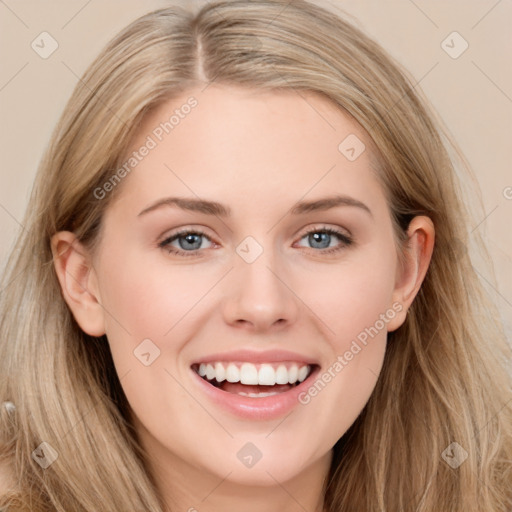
[158,226,218,257]
[295,223,352,240]
[293,224,353,253]
[158,225,216,245]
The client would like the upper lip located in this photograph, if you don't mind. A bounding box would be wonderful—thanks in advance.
[191,349,320,366]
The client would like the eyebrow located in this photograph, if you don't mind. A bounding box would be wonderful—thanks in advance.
[137,194,372,218]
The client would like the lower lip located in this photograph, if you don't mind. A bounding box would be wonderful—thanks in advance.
[190,366,320,421]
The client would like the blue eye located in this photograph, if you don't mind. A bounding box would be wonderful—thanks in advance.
[159,226,352,258]
[297,228,352,253]
[175,233,204,250]
[159,230,214,256]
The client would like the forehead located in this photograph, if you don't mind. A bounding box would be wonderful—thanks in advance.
[109,84,385,216]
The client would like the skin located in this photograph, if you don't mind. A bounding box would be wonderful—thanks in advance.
[52,84,434,512]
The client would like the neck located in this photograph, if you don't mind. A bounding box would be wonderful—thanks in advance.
[143,437,332,512]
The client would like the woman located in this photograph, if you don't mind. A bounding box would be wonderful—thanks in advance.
[1,1,511,510]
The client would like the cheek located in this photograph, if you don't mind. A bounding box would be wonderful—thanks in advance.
[294,240,397,415]
[304,241,398,348]
[93,248,209,428]
[97,248,213,341]
[295,265,394,449]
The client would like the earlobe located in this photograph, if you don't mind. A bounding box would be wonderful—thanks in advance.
[51,231,106,337]
[387,216,435,332]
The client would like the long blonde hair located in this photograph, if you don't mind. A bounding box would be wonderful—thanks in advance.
[1,1,511,510]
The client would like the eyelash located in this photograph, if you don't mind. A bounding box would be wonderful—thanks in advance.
[158,226,353,257]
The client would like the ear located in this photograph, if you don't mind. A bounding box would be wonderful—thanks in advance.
[387,216,435,332]
[51,231,106,336]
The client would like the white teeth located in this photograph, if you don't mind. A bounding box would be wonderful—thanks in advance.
[258,364,275,385]
[240,363,259,385]
[225,363,240,383]
[214,362,226,382]
[238,391,280,397]
[288,365,299,384]
[195,361,312,386]
[298,365,309,383]
[275,365,289,384]
[205,364,215,380]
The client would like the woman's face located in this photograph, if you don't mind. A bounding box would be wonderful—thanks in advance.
[60,84,428,489]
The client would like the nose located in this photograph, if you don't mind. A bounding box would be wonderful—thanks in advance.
[222,250,300,333]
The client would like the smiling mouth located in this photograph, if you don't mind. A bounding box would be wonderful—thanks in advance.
[191,361,317,397]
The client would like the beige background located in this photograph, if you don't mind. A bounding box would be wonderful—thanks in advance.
[1,0,511,338]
